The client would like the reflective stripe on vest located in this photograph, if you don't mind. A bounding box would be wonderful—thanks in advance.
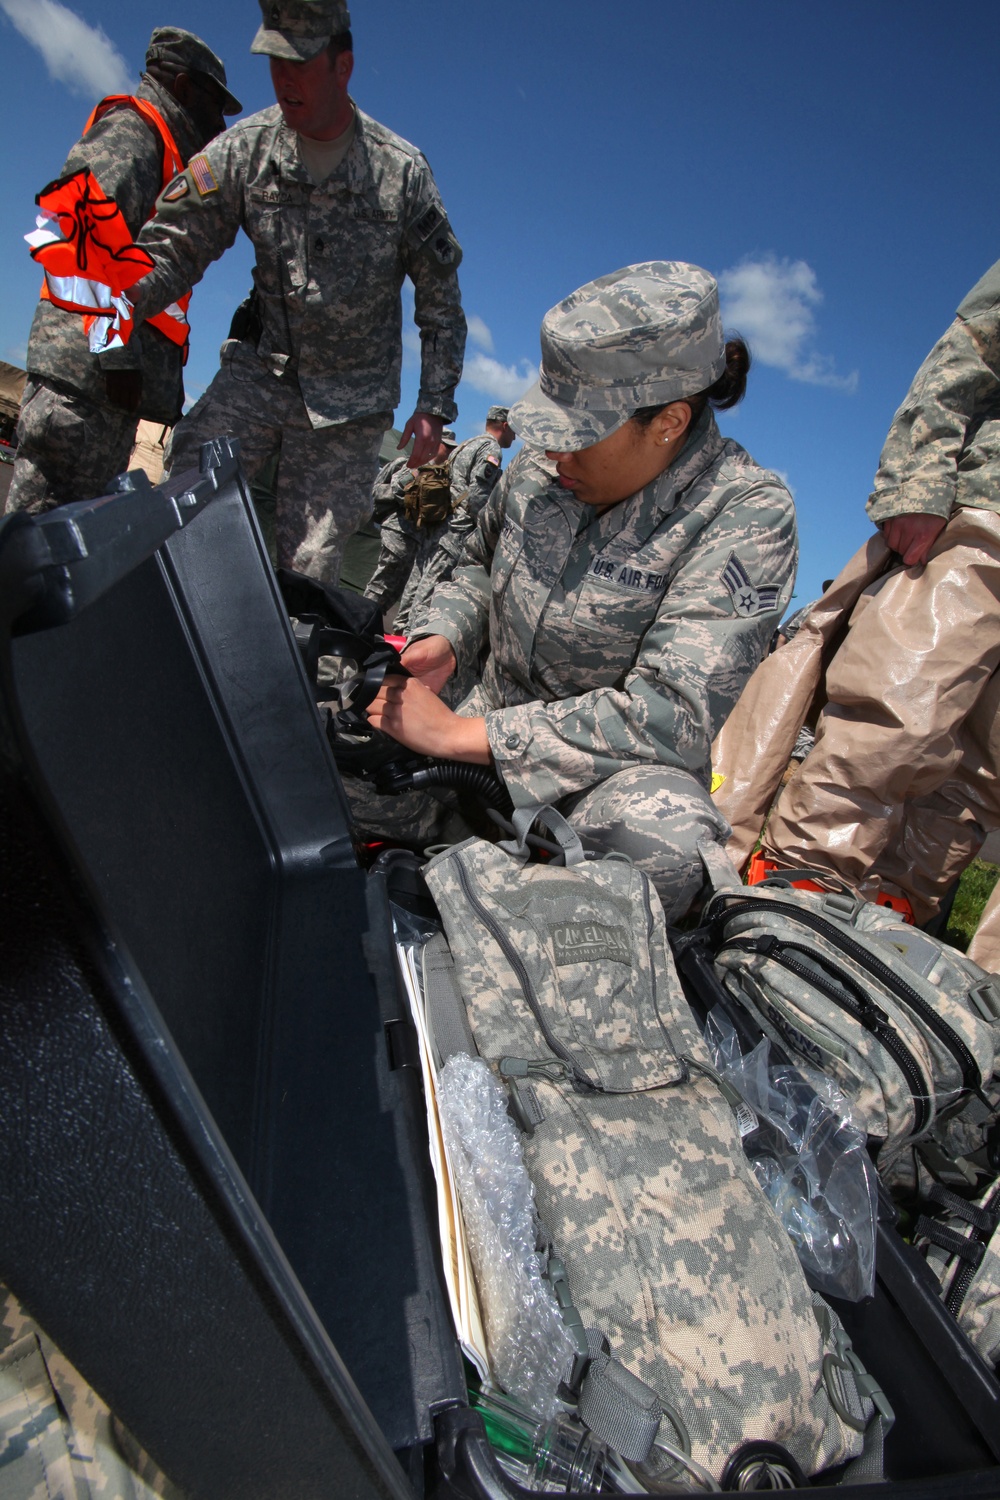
[37,94,191,355]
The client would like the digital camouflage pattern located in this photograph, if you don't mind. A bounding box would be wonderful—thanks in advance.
[132,105,465,429]
[364,433,502,622]
[370,453,412,523]
[251,0,351,63]
[6,378,140,516]
[164,342,387,582]
[423,837,869,1481]
[867,257,1000,523]
[5,77,207,516]
[419,413,797,810]
[0,1287,181,1500]
[706,882,1000,1159]
[400,433,504,631]
[510,262,726,452]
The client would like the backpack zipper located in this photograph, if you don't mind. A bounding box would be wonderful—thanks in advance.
[726,934,931,1135]
[711,898,982,1094]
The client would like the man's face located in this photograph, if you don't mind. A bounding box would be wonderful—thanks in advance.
[270,47,353,139]
[498,421,515,449]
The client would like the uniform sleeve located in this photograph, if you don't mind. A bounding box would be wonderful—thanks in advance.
[61,106,167,374]
[399,156,466,423]
[130,134,244,326]
[413,472,508,660]
[485,482,798,809]
[460,438,503,519]
[867,272,1000,524]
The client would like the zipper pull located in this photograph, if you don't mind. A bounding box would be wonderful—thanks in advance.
[499,1056,572,1084]
[684,1055,759,1137]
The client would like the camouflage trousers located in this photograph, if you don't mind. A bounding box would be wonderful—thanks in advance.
[165,341,389,585]
[364,509,445,620]
[345,759,729,923]
[4,377,139,516]
[765,506,1000,923]
[0,1286,181,1500]
[398,518,473,634]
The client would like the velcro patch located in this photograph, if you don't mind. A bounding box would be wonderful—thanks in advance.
[433,233,456,266]
[721,552,780,617]
[486,454,500,465]
[550,921,632,967]
[189,154,218,196]
[413,204,444,242]
[161,175,189,202]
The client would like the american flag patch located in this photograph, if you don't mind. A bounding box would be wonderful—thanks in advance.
[721,553,780,617]
[190,154,218,196]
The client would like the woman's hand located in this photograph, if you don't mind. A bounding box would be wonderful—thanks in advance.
[366,674,491,763]
[400,635,457,695]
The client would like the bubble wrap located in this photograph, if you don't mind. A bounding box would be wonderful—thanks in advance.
[438,1053,577,1418]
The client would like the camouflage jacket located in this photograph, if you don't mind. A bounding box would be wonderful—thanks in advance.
[131,104,466,428]
[420,411,797,808]
[447,432,503,526]
[867,258,1000,523]
[371,453,412,522]
[25,76,203,424]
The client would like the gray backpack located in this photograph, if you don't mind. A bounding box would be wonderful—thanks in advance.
[699,863,1000,1169]
[422,810,888,1488]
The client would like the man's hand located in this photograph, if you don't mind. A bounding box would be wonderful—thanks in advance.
[400,634,457,695]
[105,369,143,412]
[400,411,444,468]
[881,513,948,567]
[366,673,490,762]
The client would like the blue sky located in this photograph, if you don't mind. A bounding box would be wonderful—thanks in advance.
[1,0,998,610]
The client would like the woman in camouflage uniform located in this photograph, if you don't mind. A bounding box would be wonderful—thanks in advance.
[360,262,797,920]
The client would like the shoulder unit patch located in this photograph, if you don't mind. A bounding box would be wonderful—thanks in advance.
[189,154,218,197]
[161,175,189,203]
[721,553,780,617]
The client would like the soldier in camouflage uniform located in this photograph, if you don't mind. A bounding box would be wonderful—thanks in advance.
[4,29,239,517]
[360,428,457,610]
[765,259,1000,923]
[354,263,797,920]
[121,0,466,585]
[397,404,515,633]
[0,1286,180,1500]
[364,408,511,628]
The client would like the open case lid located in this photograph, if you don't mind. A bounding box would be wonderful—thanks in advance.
[0,442,464,1498]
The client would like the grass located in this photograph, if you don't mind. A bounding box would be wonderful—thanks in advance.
[943,858,1000,953]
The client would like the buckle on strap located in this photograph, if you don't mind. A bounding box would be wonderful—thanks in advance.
[823,1328,894,1435]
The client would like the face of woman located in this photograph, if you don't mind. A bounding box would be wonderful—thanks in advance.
[546,401,692,511]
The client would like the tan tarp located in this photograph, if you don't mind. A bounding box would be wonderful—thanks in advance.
[710,532,893,869]
[0,361,26,422]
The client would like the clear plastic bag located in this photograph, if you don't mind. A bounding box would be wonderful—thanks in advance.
[437,1053,578,1417]
[705,1006,877,1301]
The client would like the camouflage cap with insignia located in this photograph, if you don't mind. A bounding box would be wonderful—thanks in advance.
[145,27,242,114]
[486,406,510,423]
[509,261,726,452]
[441,428,459,447]
[251,0,351,61]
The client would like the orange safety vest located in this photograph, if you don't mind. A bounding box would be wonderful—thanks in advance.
[38,94,191,358]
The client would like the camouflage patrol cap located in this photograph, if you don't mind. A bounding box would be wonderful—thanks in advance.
[146,27,242,113]
[509,262,726,452]
[486,406,510,423]
[441,429,458,447]
[251,0,351,61]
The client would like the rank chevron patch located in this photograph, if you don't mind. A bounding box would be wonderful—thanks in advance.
[721,553,780,617]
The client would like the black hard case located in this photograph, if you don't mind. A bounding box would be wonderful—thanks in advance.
[0,447,998,1498]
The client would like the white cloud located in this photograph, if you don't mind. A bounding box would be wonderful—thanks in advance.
[717,255,858,394]
[0,0,133,98]
[461,352,537,405]
[466,314,494,353]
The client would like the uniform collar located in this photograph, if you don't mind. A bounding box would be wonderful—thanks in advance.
[275,99,373,192]
[137,74,203,167]
[648,408,725,518]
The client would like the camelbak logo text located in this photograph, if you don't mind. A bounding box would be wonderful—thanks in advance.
[550,922,631,966]
[764,1002,825,1068]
